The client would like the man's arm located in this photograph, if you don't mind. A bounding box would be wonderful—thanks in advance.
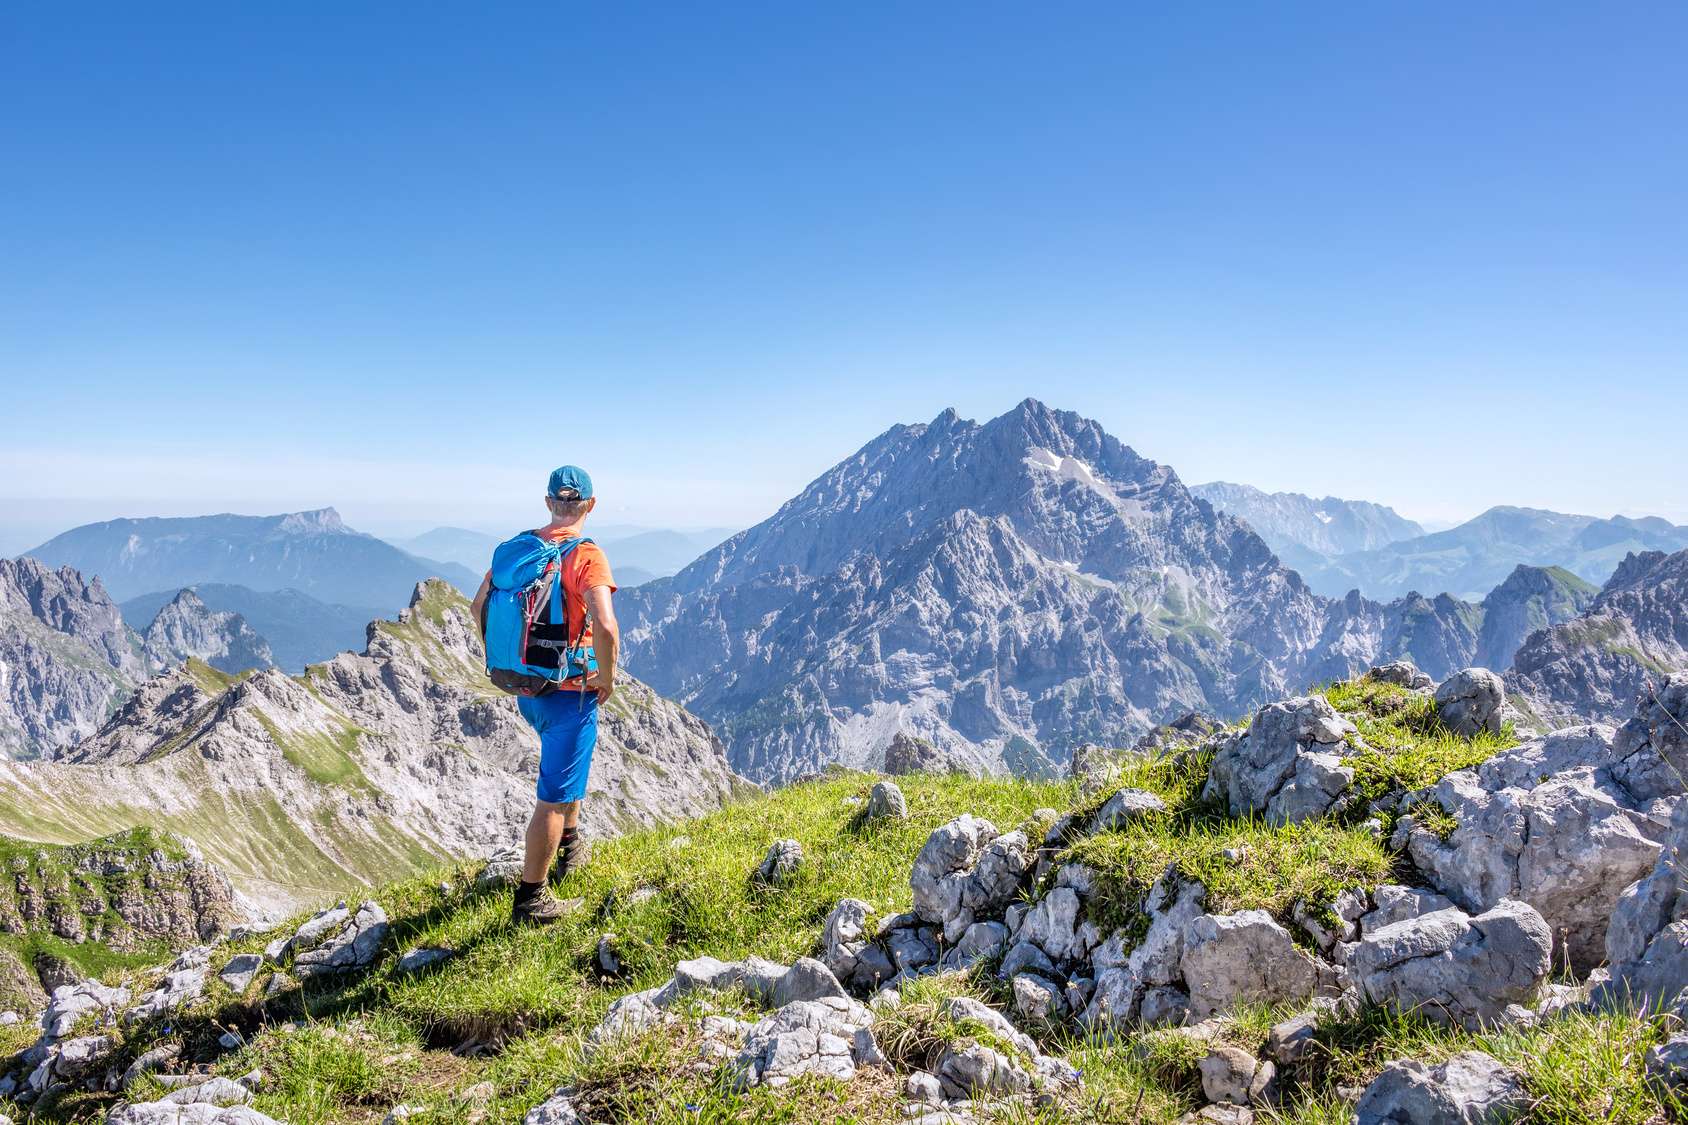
[469,573,491,650]
[585,585,618,702]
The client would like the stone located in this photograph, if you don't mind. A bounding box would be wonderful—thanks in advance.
[1354,1051,1526,1124]
[887,924,939,974]
[1091,787,1168,832]
[40,979,129,1041]
[821,898,878,989]
[906,1069,943,1105]
[910,816,1031,940]
[770,958,848,1007]
[865,780,909,821]
[1396,724,1675,973]
[127,951,212,1024]
[731,996,876,1088]
[1366,661,1435,691]
[121,1043,182,1090]
[1202,696,1359,825]
[935,1042,1031,1100]
[941,921,1008,970]
[291,901,389,978]
[999,940,1056,981]
[1013,887,1082,964]
[595,934,623,978]
[217,954,263,992]
[1434,668,1511,737]
[523,1087,581,1125]
[1361,885,1456,935]
[588,981,679,1044]
[53,1034,114,1080]
[1180,910,1322,1019]
[395,947,453,974]
[1180,1108,1255,1125]
[1011,973,1063,1024]
[1083,870,1207,1029]
[1200,1046,1260,1106]
[943,996,1036,1057]
[1347,900,1552,1030]
[1140,986,1189,1028]
[1646,1033,1688,1094]
[754,839,804,886]
[1266,1013,1318,1066]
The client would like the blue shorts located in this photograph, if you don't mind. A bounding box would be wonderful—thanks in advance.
[517,690,598,805]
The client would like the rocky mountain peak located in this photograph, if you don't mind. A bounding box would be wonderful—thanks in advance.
[141,589,274,676]
[275,508,347,535]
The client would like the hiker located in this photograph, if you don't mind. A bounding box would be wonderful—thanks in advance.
[472,465,618,927]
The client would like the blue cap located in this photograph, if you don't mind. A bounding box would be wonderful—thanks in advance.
[547,465,594,500]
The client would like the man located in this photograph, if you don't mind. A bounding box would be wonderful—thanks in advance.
[472,465,618,927]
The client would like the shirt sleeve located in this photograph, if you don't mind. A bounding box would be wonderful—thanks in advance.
[580,543,617,593]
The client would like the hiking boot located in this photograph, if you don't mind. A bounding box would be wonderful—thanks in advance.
[512,884,575,928]
[551,831,590,882]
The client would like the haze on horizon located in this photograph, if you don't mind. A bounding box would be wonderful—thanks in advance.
[3,4,1685,548]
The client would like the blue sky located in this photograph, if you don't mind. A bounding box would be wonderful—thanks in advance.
[2,1,1684,547]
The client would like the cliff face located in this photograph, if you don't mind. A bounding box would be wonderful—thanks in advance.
[139,589,274,675]
[4,581,740,915]
[0,557,144,758]
[1508,549,1688,727]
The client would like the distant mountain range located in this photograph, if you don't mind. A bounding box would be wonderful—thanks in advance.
[1195,485,1688,602]
[388,524,737,589]
[1297,507,1688,601]
[1189,482,1424,573]
[122,584,377,673]
[27,508,480,606]
[621,400,1599,785]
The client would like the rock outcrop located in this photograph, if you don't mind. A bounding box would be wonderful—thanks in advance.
[1354,1051,1526,1125]
[139,589,274,676]
[1509,549,1688,727]
[0,581,740,914]
[0,557,143,757]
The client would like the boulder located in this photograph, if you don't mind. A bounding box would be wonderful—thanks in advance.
[864,780,909,821]
[1434,668,1512,737]
[940,921,1008,970]
[1091,787,1168,833]
[1200,1046,1274,1107]
[731,996,877,1088]
[39,979,130,1042]
[1012,887,1083,964]
[909,816,1031,943]
[1367,661,1435,692]
[1180,910,1324,1019]
[477,846,524,888]
[1202,697,1359,824]
[935,1042,1031,1100]
[820,899,878,990]
[292,901,388,978]
[943,996,1036,1058]
[753,839,804,886]
[1347,900,1552,1030]
[1398,722,1679,972]
[395,947,453,974]
[1354,1051,1525,1124]
[770,958,848,1007]
[1646,1033,1688,1095]
[217,954,263,992]
[1011,973,1063,1024]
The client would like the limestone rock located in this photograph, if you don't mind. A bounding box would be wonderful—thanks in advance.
[1347,900,1552,1030]
[754,839,804,886]
[864,780,909,821]
[1012,973,1063,1024]
[1084,870,1207,1029]
[1180,910,1323,1019]
[1091,787,1168,832]
[731,996,876,1088]
[1397,721,1678,972]
[1366,661,1435,691]
[1434,668,1511,737]
[1354,1051,1526,1124]
[291,901,388,978]
[523,1088,580,1125]
[1202,697,1358,825]
[217,954,263,993]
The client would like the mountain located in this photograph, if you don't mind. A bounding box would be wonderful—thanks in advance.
[122,584,378,673]
[1507,549,1688,727]
[0,557,144,758]
[1473,564,1598,672]
[0,581,740,914]
[622,400,1493,784]
[1189,482,1423,571]
[1296,506,1688,600]
[138,589,274,675]
[26,508,481,608]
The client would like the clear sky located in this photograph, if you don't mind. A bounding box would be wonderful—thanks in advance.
[2,1,1684,549]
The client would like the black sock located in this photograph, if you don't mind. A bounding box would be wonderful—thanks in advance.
[514,879,543,905]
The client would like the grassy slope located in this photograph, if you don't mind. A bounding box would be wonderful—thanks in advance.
[9,677,1685,1125]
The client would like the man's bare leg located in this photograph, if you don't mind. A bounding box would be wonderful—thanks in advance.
[521,799,584,884]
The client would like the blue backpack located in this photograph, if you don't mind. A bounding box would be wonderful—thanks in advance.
[480,531,599,697]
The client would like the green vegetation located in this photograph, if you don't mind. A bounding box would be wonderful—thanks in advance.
[3,674,1679,1124]
[253,712,373,791]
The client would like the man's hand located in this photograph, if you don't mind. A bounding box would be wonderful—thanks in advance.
[584,664,614,703]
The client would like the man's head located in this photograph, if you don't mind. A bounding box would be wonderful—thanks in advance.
[545,465,596,524]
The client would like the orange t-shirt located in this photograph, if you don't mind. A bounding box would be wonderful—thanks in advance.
[486,528,616,688]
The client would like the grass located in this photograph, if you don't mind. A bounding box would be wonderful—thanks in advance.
[1324,677,1518,803]
[4,672,1678,1124]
